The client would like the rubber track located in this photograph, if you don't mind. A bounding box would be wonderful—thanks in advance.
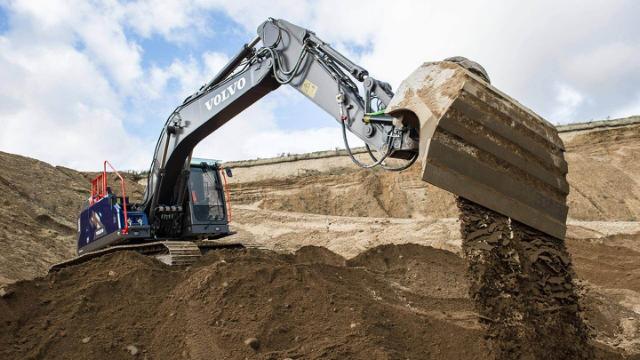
[49,241,247,272]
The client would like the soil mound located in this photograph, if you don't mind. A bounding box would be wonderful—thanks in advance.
[1,244,491,360]
[348,243,469,299]
[1,244,631,359]
[292,245,346,266]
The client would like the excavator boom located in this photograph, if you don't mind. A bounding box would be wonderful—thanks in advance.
[65,17,568,269]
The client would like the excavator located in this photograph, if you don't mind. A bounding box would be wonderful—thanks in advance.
[52,18,569,269]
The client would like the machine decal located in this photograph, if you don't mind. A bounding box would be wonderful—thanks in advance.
[300,79,318,98]
[204,77,246,110]
[90,211,105,237]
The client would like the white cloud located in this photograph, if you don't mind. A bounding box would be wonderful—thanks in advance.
[0,37,147,170]
[193,94,362,161]
[0,1,229,170]
[550,84,585,124]
[0,0,151,170]
[612,93,640,119]
[121,0,209,42]
[0,0,639,171]
[195,0,639,123]
[8,0,144,92]
[564,42,640,89]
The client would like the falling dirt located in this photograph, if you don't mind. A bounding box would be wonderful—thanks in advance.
[457,197,593,359]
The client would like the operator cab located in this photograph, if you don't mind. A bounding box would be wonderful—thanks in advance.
[183,158,231,238]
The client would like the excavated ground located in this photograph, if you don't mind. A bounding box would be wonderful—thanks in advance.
[1,245,492,360]
[231,122,640,222]
[1,243,631,360]
[0,118,639,358]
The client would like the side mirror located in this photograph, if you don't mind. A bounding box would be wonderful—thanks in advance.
[225,168,233,178]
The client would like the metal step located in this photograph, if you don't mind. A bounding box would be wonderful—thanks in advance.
[153,241,202,266]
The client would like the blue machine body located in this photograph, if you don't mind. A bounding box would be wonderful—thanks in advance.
[76,158,231,255]
[77,194,150,255]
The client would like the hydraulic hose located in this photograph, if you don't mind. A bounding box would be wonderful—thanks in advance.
[364,144,418,172]
[341,119,392,168]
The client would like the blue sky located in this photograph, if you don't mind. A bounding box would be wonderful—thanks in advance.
[0,8,7,33]
[92,10,332,139]
[110,9,334,143]
[0,1,639,170]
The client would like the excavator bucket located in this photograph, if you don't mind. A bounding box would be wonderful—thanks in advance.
[385,61,569,239]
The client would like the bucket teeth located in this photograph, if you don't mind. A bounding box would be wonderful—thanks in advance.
[386,61,569,239]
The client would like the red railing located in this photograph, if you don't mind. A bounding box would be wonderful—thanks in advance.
[219,167,232,222]
[89,161,129,235]
[90,172,107,205]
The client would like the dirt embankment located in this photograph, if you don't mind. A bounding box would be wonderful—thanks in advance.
[229,121,640,222]
[564,124,640,221]
[0,151,145,286]
[234,165,456,219]
[1,244,493,360]
[0,118,638,358]
[2,242,634,359]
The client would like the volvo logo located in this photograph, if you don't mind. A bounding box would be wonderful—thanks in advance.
[204,77,247,111]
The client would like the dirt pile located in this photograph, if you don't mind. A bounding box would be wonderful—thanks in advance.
[1,244,492,360]
[1,243,632,359]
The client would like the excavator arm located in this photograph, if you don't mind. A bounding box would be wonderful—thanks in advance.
[68,16,569,268]
[140,17,568,240]
[142,19,420,223]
